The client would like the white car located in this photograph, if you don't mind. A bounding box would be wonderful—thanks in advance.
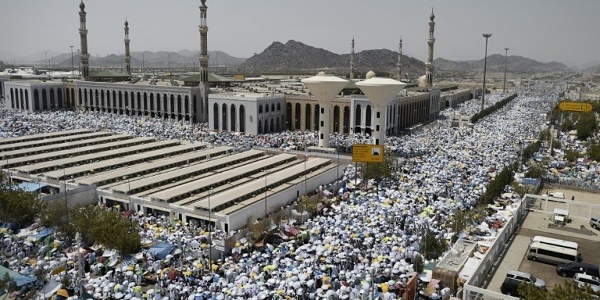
[574,273,600,292]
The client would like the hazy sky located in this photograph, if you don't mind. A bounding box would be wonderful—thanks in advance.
[1,0,599,67]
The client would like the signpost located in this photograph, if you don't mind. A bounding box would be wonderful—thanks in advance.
[352,144,384,163]
[558,101,593,112]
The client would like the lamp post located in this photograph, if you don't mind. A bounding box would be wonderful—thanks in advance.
[208,187,212,273]
[503,47,509,94]
[123,176,131,211]
[70,46,75,79]
[481,33,492,112]
[264,170,268,217]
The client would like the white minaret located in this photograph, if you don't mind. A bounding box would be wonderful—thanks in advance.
[396,38,402,81]
[425,8,435,89]
[350,37,355,79]
[78,1,90,80]
[124,19,131,75]
[198,0,209,122]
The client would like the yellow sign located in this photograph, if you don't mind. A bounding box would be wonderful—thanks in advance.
[558,101,593,112]
[352,144,384,163]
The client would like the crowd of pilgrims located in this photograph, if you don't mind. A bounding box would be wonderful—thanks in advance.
[0,85,565,299]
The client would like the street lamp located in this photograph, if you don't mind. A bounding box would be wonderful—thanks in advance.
[503,47,509,94]
[264,170,268,217]
[481,33,492,112]
[123,176,131,211]
[70,46,75,79]
[208,187,213,273]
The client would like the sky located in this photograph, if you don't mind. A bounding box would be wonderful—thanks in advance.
[1,0,599,67]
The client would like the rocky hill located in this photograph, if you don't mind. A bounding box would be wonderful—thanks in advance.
[434,54,570,73]
[239,40,425,77]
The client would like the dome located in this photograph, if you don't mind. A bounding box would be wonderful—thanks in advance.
[366,71,376,79]
[430,8,435,21]
[125,20,129,27]
[79,1,85,10]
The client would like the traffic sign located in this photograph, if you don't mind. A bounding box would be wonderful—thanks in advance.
[558,101,593,112]
[352,144,384,163]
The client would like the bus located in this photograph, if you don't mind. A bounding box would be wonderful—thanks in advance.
[527,241,581,265]
[531,235,579,252]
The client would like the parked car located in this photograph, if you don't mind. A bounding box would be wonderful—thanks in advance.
[557,262,600,277]
[501,270,546,296]
[591,217,600,230]
[574,273,600,293]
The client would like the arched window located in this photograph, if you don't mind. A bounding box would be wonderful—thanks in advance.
[184,95,189,114]
[213,103,219,130]
[42,89,48,110]
[333,106,340,133]
[277,103,281,111]
[343,106,350,134]
[265,104,269,113]
[170,95,175,114]
[33,89,40,111]
[49,89,56,109]
[294,103,301,130]
[258,105,263,114]
[286,103,292,130]
[230,104,236,132]
[305,104,311,131]
[24,90,29,110]
[222,103,228,131]
[271,103,275,112]
[239,105,245,133]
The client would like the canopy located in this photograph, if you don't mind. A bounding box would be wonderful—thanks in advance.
[148,242,176,260]
[18,181,48,192]
[30,228,54,240]
[15,275,36,287]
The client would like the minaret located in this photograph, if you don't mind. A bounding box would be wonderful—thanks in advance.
[198,0,209,122]
[396,38,402,81]
[78,1,90,80]
[425,8,435,89]
[124,19,131,75]
[350,37,355,79]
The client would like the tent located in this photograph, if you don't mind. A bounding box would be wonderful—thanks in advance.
[30,228,54,240]
[17,182,48,192]
[14,275,36,287]
[147,242,176,260]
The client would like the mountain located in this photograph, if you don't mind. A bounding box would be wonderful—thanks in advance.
[239,40,425,76]
[583,64,600,74]
[434,54,570,73]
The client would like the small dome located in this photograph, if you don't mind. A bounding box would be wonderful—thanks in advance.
[79,1,85,10]
[201,0,207,5]
[366,71,376,79]
[317,71,327,76]
[430,8,435,21]
[125,20,129,27]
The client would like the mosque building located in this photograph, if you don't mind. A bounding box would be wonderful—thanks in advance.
[1,2,474,137]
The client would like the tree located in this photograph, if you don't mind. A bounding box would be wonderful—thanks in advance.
[519,280,599,300]
[0,174,43,229]
[360,152,396,188]
[420,230,448,260]
[41,204,141,254]
[413,254,424,274]
[564,149,581,162]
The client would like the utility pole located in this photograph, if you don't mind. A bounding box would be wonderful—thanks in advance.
[481,33,492,112]
[503,47,509,93]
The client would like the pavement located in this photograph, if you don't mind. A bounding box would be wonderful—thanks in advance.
[486,188,600,294]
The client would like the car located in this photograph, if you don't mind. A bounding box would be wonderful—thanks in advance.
[574,273,600,293]
[557,262,600,277]
[591,217,600,230]
[500,270,546,296]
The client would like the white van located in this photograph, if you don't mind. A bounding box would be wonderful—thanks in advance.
[527,241,581,265]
